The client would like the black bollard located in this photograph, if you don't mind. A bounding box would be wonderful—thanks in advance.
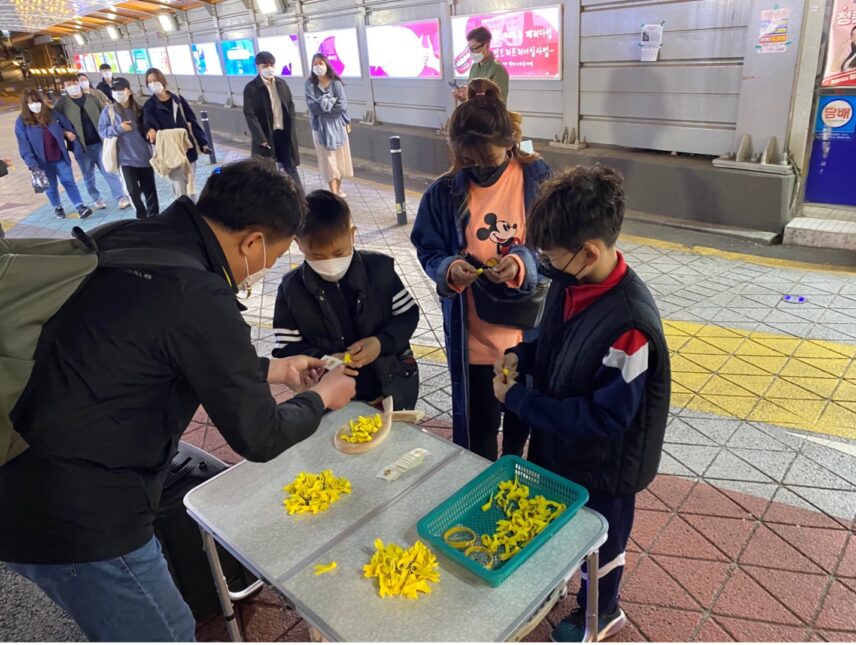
[199,110,217,164]
[390,135,407,226]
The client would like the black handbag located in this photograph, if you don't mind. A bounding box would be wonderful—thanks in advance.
[466,255,549,330]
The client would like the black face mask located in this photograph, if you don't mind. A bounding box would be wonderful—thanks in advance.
[540,247,583,286]
[463,157,510,187]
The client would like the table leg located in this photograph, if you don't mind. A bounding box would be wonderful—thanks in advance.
[585,549,600,642]
[200,528,243,642]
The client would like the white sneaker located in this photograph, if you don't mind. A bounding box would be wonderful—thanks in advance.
[118,197,131,209]
[93,199,107,210]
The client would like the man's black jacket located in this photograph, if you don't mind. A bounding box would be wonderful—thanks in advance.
[243,74,300,168]
[0,197,324,564]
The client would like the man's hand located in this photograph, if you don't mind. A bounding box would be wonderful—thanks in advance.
[268,355,326,390]
[260,142,272,149]
[201,145,212,154]
[311,365,356,410]
[330,352,360,377]
[146,129,157,144]
[63,131,76,142]
[347,337,381,369]
[449,261,479,289]
[493,366,518,404]
[485,255,520,284]
[493,351,519,378]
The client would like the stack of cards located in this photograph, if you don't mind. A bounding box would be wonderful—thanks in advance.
[377,448,431,481]
[321,355,343,370]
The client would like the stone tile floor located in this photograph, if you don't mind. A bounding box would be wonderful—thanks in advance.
[1,109,856,642]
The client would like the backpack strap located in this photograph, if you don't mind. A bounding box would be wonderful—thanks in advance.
[71,225,208,272]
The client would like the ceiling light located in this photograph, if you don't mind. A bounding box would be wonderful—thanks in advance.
[73,32,85,45]
[106,25,120,39]
[256,0,283,14]
[158,13,177,32]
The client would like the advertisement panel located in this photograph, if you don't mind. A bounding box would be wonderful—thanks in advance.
[167,44,195,75]
[805,95,856,205]
[73,54,83,71]
[191,42,223,76]
[116,50,133,73]
[221,39,256,76]
[303,28,362,78]
[130,49,151,74]
[102,51,119,73]
[257,34,304,76]
[82,54,96,72]
[147,47,172,74]
[366,20,441,78]
[822,0,856,86]
[452,6,562,79]
[92,52,106,69]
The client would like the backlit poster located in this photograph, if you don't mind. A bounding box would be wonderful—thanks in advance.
[257,34,303,76]
[221,39,256,75]
[167,44,195,75]
[130,49,150,74]
[82,54,96,72]
[823,0,856,87]
[366,20,441,78]
[303,28,362,78]
[452,6,562,79]
[147,47,171,74]
[92,52,106,69]
[191,42,223,76]
[102,51,119,73]
[73,54,83,70]
[117,50,133,73]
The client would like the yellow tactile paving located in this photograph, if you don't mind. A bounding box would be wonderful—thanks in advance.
[402,320,856,441]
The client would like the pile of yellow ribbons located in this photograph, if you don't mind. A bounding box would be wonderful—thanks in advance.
[339,414,383,444]
[363,539,440,599]
[479,477,566,564]
[282,470,351,515]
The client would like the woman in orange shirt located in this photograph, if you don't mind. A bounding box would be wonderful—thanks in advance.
[411,79,551,459]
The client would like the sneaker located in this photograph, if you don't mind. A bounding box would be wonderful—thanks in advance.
[118,197,131,209]
[337,191,347,198]
[77,204,93,219]
[54,207,66,218]
[550,607,626,642]
[93,199,107,210]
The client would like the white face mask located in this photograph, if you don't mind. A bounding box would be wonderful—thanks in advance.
[148,82,164,94]
[260,67,276,79]
[113,90,130,103]
[79,79,90,90]
[307,253,353,283]
[239,237,268,295]
[28,102,42,114]
[66,84,82,97]
[102,71,112,80]
[312,65,327,77]
[469,52,484,64]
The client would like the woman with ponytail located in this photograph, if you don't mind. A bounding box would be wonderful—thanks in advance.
[411,78,551,460]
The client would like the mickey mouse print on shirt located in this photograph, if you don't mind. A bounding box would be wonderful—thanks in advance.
[477,214,521,258]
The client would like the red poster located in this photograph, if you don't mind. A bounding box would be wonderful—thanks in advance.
[823,0,856,86]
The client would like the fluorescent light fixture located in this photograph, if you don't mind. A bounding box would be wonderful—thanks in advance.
[158,13,177,32]
[106,25,120,40]
[256,0,283,14]
[73,33,86,45]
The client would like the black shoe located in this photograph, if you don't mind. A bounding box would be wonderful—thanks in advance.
[54,207,66,218]
[551,606,627,642]
[77,204,93,219]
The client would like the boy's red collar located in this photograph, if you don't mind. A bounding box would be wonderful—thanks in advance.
[563,252,627,321]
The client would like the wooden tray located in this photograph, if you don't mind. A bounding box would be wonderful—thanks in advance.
[333,399,425,454]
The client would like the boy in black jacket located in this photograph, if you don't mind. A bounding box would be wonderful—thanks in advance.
[493,166,671,642]
[273,190,420,409]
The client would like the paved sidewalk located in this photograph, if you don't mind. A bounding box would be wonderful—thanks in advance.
[1,112,855,642]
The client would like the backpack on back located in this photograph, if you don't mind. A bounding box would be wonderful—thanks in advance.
[0,223,205,466]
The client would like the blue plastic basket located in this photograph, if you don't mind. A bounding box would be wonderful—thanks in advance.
[417,456,589,587]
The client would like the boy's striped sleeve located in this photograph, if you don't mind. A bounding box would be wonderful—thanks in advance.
[504,329,649,440]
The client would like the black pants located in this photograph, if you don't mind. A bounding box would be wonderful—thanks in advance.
[122,165,159,219]
[272,129,303,193]
[576,491,636,615]
[467,365,530,461]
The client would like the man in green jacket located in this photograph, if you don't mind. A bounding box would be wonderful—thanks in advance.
[452,26,510,104]
[54,76,130,211]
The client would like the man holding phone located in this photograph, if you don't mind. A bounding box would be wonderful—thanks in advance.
[452,26,509,104]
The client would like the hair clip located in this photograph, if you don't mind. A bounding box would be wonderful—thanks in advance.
[475,91,486,96]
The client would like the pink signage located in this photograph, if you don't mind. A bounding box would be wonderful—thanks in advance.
[366,20,442,79]
[823,0,856,87]
[452,6,562,80]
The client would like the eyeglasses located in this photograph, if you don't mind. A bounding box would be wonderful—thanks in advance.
[468,42,486,53]
[539,245,583,271]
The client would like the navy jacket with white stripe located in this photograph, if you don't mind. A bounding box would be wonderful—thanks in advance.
[272,250,420,409]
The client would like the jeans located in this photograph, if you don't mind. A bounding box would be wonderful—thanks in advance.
[467,364,530,460]
[78,141,126,202]
[122,165,160,219]
[43,160,84,209]
[168,161,196,200]
[6,536,196,642]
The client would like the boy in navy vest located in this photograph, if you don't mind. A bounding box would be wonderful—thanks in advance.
[493,165,670,642]
[273,190,420,409]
